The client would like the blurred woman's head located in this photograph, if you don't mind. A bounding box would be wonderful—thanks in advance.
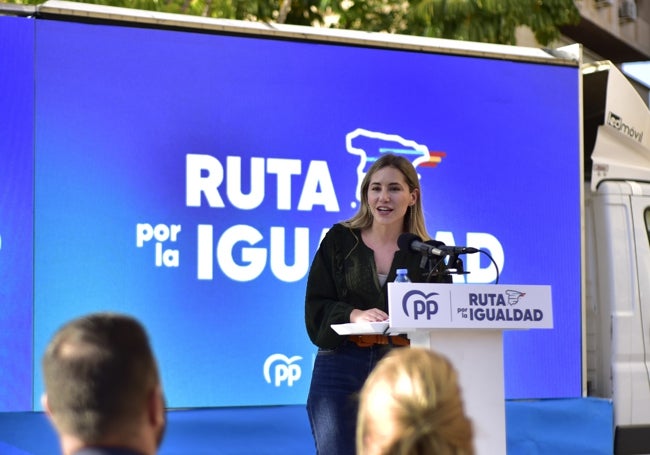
[357,347,474,455]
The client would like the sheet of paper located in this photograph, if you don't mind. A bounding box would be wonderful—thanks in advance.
[331,321,390,335]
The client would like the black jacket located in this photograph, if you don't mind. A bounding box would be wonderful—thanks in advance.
[304,224,450,349]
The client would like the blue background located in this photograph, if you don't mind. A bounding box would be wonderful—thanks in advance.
[0,16,580,410]
[0,17,35,412]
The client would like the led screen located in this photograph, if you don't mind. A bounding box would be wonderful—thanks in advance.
[0,17,35,412]
[27,18,580,408]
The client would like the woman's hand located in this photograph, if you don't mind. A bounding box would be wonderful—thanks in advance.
[350,308,388,323]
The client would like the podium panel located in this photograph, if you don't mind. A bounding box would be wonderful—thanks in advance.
[388,283,553,455]
[387,283,553,332]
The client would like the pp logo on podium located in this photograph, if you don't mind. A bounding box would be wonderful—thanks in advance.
[263,353,302,387]
[402,290,440,320]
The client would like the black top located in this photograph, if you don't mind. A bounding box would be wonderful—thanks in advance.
[304,224,450,349]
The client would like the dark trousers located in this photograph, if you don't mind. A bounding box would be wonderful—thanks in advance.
[306,340,395,455]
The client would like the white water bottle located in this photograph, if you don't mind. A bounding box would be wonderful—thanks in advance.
[395,268,411,283]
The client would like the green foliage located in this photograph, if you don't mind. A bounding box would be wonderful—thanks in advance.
[327,0,580,46]
[6,0,580,45]
[326,0,410,33]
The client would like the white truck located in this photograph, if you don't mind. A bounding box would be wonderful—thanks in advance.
[584,59,650,454]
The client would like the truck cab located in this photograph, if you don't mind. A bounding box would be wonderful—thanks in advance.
[584,61,650,454]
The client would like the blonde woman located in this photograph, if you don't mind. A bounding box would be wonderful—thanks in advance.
[357,347,474,455]
[305,154,450,454]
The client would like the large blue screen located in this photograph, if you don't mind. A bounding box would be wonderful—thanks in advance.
[0,17,35,412]
[26,18,580,408]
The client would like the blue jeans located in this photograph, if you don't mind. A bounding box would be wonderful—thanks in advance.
[306,340,395,455]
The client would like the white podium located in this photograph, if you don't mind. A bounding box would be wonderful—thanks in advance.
[386,283,553,455]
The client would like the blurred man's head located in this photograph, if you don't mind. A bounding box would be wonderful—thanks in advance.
[42,313,166,455]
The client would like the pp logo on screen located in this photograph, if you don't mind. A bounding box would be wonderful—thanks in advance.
[263,354,302,387]
[402,290,439,320]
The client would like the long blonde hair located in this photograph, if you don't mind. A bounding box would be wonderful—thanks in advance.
[342,154,430,239]
[357,348,475,455]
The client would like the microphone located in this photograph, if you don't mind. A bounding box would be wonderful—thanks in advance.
[435,244,480,255]
[397,233,479,256]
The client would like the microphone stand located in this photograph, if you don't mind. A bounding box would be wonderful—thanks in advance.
[445,254,466,275]
[421,253,468,283]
